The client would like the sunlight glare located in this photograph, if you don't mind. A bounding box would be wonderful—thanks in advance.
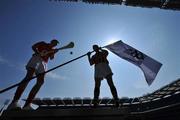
[105,39,118,46]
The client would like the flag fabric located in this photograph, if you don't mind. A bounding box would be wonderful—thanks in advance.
[105,40,162,86]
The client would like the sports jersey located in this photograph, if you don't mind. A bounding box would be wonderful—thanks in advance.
[34,41,55,62]
[91,50,109,65]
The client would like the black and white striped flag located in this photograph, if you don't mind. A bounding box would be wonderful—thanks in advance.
[105,40,162,86]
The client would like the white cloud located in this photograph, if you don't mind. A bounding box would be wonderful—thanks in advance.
[0,55,24,70]
[47,72,67,80]
[0,55,67,80]
[0,55,13,67]
[133,78,149,89]
[0,55,6,63]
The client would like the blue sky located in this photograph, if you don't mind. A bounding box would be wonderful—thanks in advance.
[0,0,180,107]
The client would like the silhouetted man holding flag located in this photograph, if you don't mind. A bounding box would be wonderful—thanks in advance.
[87,45,119,107]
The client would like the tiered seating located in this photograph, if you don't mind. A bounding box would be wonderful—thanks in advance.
[28,78,180,113]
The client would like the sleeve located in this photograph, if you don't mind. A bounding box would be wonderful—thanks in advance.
[49,53,55,60]
[102,50,108,57]
[91,55,96,65]
[48,47,56,60]
[32,41,45,53]
[33,41,46,47]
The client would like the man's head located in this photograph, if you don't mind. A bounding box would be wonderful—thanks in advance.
[50,39,59,47]
[93,44,100,52]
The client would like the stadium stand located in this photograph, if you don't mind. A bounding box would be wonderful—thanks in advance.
[0,78,179,120]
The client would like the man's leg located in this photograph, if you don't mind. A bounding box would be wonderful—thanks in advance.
[23,73,45,108]
[93,77,101,107]
[12,69,35,103]
[7,69,35,110]
[106,75,119,107]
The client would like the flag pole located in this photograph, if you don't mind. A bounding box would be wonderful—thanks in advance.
[0,43,111,94]
[0,51,95,94]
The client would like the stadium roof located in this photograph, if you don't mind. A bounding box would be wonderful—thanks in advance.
[50,0,180,11]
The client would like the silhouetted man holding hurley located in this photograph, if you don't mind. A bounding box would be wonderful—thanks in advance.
[7,39,59,110]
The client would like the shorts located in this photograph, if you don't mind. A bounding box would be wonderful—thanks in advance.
[94,63,113,79]
[26,54,46,75]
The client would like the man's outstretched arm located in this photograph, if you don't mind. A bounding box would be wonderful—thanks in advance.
[49,49,59,60]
